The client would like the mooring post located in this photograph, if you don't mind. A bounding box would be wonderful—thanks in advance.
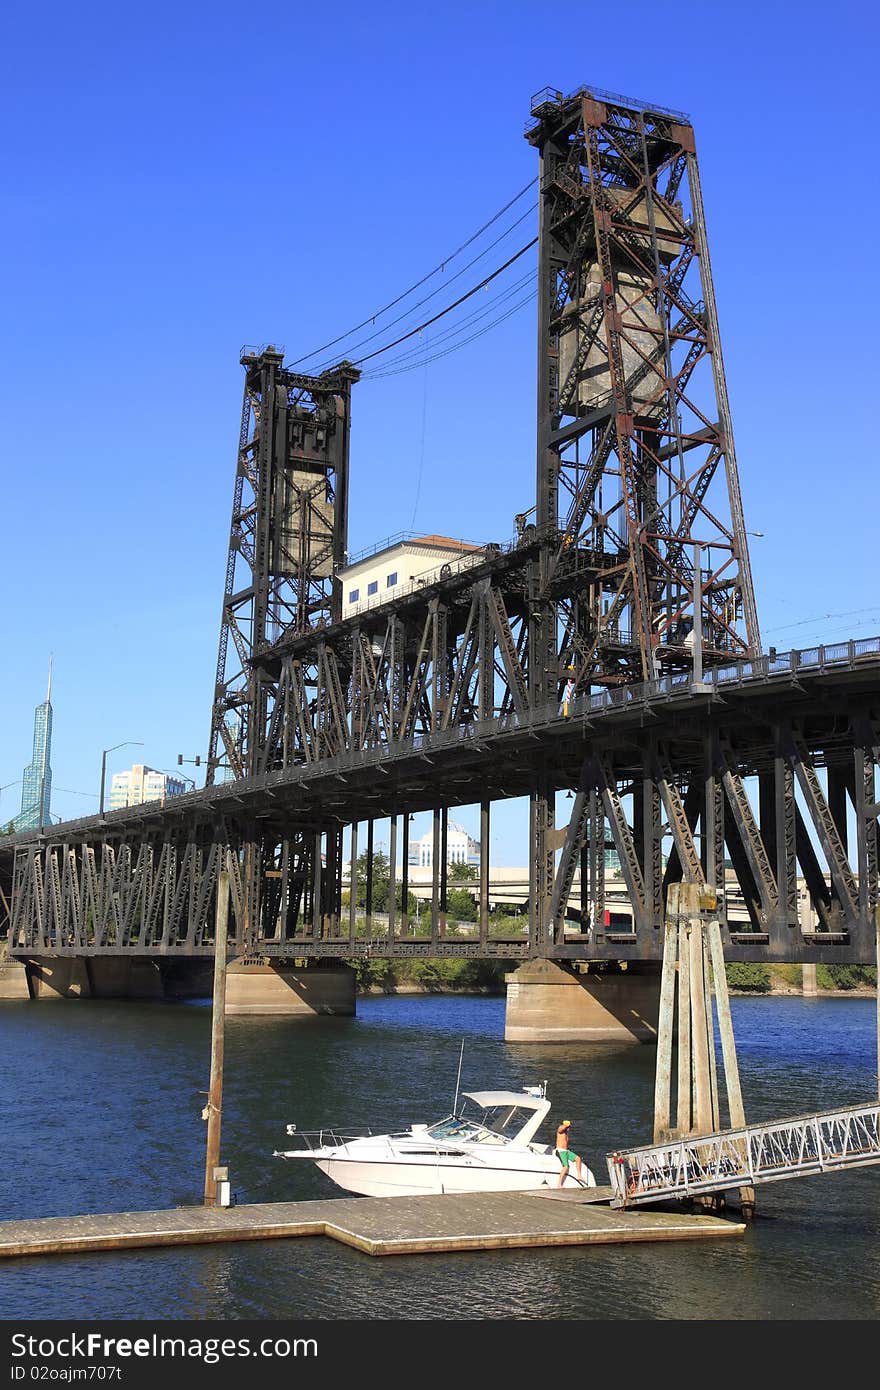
[688,896,713,1135]
[653,907,678,1142]
[676,914,692,1136]
[706,916,754,1215]
[204,850,231,1206]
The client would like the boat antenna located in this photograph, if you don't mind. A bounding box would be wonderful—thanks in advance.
[453,1039,465,1115]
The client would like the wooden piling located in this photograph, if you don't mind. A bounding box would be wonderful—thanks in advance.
[204,852,231,1207]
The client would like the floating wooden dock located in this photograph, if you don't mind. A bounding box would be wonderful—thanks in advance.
[0,1188,744,1259]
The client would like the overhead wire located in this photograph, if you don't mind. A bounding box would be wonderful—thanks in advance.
[348,238,537,368]
[765,606,880,635]
[359,267,536,376]
[310,204,537,375]
[364,289,537,380]
[362,289,537,379]
[290,176,538,369]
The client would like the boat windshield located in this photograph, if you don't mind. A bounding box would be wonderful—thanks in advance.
[425,1116,484,1142]
[472,1104,537,1141]
[426,1101,536,1146]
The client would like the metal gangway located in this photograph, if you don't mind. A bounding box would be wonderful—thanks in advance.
[607,1102,880,1208]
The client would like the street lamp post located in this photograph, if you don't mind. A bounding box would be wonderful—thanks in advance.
[99,741,144,816]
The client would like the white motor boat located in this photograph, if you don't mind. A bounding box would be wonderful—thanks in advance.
[273,1084,597,1197]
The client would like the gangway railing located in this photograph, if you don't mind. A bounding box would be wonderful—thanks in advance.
[607,1102,880,1207]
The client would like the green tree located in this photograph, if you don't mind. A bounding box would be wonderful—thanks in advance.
[395,884,419,917]
[351,849,390,912]
[447,887,477,922]
[449,861,477,882]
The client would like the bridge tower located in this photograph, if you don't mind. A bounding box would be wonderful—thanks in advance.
[522,85,764,956]
[206,347,360,785]
[526,87,761,693]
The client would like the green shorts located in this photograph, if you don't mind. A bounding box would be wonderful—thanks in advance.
[556,1148,578,1166]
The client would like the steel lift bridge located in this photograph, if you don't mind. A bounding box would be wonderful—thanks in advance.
[1,84,878,1008]
[1,81,878,1217]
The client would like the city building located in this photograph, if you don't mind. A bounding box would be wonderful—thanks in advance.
[109,764,186,810]
[14,660,53,831]
[340,534,483,618]
[408,818,481,871]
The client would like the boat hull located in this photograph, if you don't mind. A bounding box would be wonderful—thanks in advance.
[312,1153,596,1198]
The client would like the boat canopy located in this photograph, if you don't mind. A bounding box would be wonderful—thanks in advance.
[459,1090,551,1146]
[463,1090,548,1111]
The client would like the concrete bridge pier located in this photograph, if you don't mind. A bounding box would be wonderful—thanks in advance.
[0,953,356,1015]
[224,959,357,1016]
[504,959,661,1043]
[22,957,167,1000]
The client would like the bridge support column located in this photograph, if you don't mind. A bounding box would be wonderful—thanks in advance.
[88,959,164,999]
[224,959,356,1016]
[27,957,93,999]
[504,959,660,1043]
[0,949,31,1000]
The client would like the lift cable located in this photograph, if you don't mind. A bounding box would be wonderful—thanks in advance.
[310,202,537,375]
[349,239,537,368]
[289,175,538,369]
[361,292,536,380]
[363,288,537,381]
[359,268,536,376]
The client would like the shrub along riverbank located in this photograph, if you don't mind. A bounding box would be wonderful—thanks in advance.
[724,962,876,994]
[352,956,878,996]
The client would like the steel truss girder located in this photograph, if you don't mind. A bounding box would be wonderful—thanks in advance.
[9,833,234,955]
[783,728,860,929]
[258,566,533,769]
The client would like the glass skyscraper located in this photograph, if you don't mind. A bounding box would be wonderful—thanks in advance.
[14,662,53,831]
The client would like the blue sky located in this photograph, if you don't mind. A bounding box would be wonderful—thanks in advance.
[2,0,878,852]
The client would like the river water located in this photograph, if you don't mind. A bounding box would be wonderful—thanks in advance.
[1,992,878,1321]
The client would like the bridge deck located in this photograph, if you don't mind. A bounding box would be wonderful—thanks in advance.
[0,1190,743,1260]
[2,635,878,852]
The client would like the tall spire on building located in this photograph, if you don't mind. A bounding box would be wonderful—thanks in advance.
[14,658,54,831]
